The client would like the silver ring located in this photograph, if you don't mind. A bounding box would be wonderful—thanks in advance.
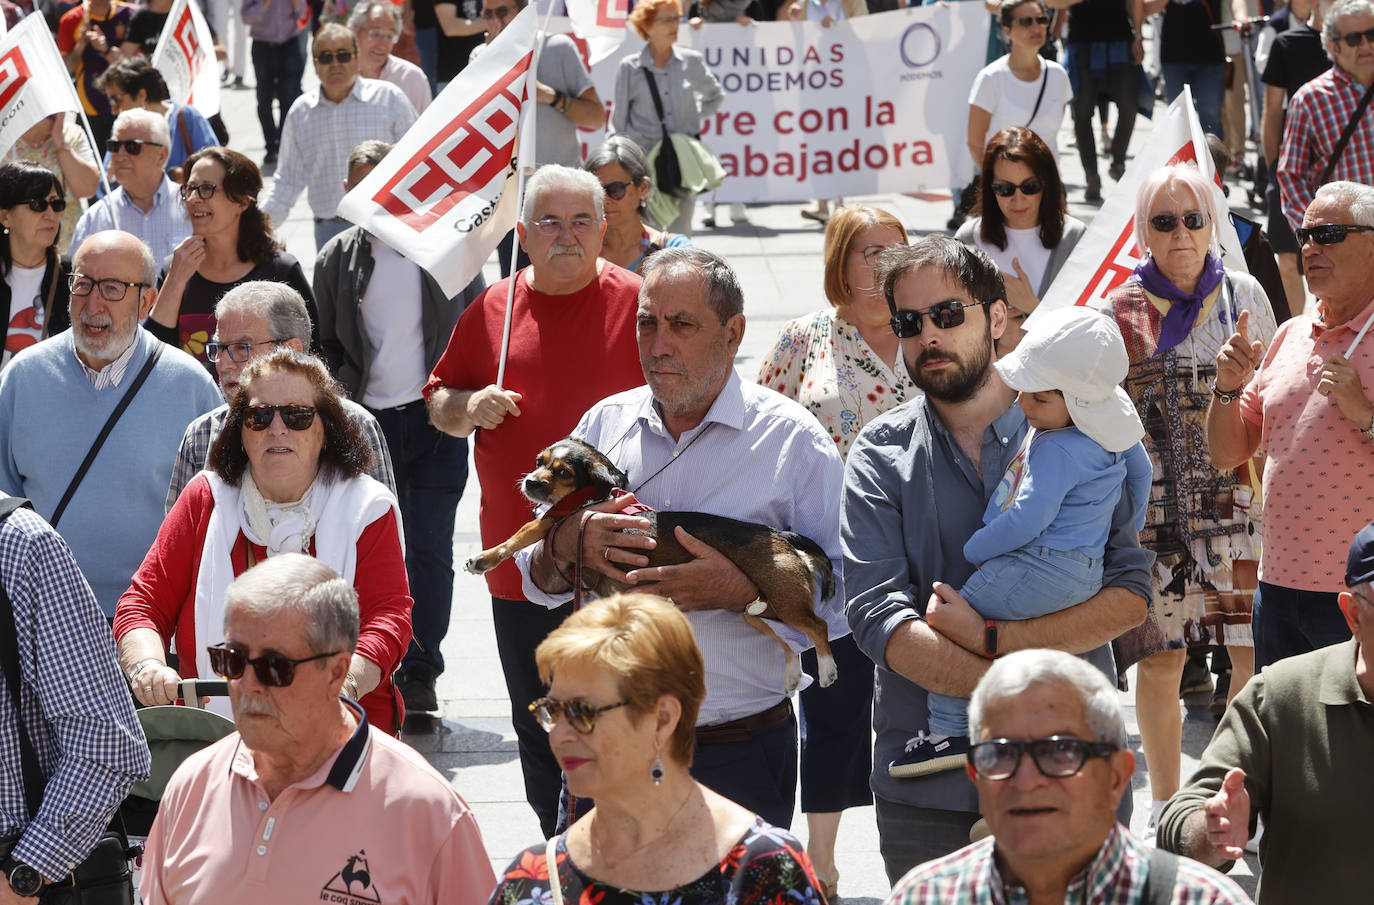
[603,548,611,561]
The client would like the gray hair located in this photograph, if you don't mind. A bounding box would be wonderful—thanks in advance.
[347,140,393,173]
[1313,180,1374,227]
[521,164,605,224]
[640,246,743,322]
[584,136,653,217]
[113,107,170,148]
[1133,162,1223,257]
[215,281,313,346]
[1323,0,1374,60]
[347,0,402,36]
[223,554,360,656]
[875,235,1005,315]
[968,649,1128,749]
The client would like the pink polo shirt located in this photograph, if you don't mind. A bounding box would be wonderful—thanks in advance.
[140,703,497,905]
[1241,295,1374,592]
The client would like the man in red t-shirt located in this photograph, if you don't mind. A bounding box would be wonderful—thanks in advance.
[424,164,643,836]
[57,0,134,151]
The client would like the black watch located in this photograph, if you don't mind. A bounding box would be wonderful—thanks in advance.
[983,619,998,659]
[5,858,43,897]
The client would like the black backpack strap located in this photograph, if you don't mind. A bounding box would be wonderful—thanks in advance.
[1140,846,1180,905]
[0,497,47,819]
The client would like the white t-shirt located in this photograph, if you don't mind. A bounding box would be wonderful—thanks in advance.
[969,223,1054,292]
[358,239,427,409]
[3,263,48,370]
[968,56,1073,160]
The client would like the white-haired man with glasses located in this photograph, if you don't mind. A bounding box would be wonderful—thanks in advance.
[425,164,643,836]
[0,230,221,617]
[139,554,496,905]
[884,649,1249,905]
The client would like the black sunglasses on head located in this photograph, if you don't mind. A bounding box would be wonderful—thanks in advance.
[1339,25,1374,46]
[528,695,629,734]
[314,49,355,64]
[890,299,992,338]
[106,138,163,156]
[968,736,1119,780]
[990,178,1043,198]
[244,404,318,431]
[1296,223,1374,246]
[207,643,342,687]
[23,197,65,213]
[1149,212,1209,232]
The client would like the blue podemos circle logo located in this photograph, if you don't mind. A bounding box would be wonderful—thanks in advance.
[899,23,941,69]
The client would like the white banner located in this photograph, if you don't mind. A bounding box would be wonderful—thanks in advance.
[337,6,540,297]
[564,0,627,66]
[1033,88,1247,321]
[151,0,220,118]
[0,14,82,161]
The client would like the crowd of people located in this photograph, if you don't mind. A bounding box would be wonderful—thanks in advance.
[0,0,1371,903]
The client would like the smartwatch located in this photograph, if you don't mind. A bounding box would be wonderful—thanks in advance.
[983,619,999,659]
[744,600,768,616]
[4,858,43,898]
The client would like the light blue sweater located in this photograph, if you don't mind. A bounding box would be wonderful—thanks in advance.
[0,328,221,614]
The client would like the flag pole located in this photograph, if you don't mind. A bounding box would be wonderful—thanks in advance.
[496,1,556,390]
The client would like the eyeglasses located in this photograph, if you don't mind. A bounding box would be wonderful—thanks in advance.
[1011,14,1050,26]
[206,643,342,687]
[600,180,633,200]
[968,736,1119,781]
[482,4,513,19]
[68,274,146,301]
[529,695,630,734]
[849,243,898,266]
[1295,224,1374,246]
[244,404,318,431]
[23,197,66,213]
[990,178,1043,198]
[890,299,993,338]
[106,138,164,156]
[314,49,355,64]
[179,182,220,201]
[205,338,284,362]
[1149,211,1209,232]
[1339,26,1374,46]
[530,216,597,236]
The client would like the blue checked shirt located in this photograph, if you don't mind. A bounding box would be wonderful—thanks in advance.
[886,825,1251,905]
[69,176,192,267]
[0,501,149,880]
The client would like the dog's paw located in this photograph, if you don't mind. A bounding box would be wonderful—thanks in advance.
[465,554,495,574]
[817,653,838,688]
[783,651,803,694]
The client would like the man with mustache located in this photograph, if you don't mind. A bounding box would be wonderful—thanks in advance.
[841,236,1152,881]
[0,230,220,618]
[425,164,642,836]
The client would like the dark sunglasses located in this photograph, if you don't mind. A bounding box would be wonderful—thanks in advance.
[1339,26,1374,46]
[179,181,220,201]
[1012,14,1050,26]
[482,4,513,19]
[207,643,342,687]
[23,197,66,213]
[600,180,633,200]
[529,695,629,734]
[968,736,1119,781]
[1149,211,1209,232]
[314,50,355,64]
[890,299,992,338]
[1295,223,1374,246]
[244,404,318,431]
[106,138,164,155]
[990,178,1043,198]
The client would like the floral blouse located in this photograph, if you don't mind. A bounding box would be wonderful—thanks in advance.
[489,817,825,905]
[758,307,917,458]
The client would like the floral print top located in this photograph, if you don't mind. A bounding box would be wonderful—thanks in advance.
[489,816,826,905]
[758,307,917,458]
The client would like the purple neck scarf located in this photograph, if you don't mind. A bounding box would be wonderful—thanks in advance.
[1130,253,1226,356]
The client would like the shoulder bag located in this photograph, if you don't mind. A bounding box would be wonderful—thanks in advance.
[643,68,687,199]
[1319,76,1374,184]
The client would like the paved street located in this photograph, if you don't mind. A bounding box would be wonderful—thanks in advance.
[214,49,1261,901]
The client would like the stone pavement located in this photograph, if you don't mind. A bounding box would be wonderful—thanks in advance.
[214,57,1261,901]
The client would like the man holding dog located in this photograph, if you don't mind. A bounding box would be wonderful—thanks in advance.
[516,246,845,829]
[842,237,1153,881]
[425,164,642,838]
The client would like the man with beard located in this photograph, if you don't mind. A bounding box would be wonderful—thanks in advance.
[515,246,845,829]
[0,230,221,617]
[840,236,1152,882]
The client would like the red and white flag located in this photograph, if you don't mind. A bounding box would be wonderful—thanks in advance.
[1033,87,1247,322]
[338,6,540,298]
[565,0,628,65]
[0,14,83,160]
[151,0,220,118]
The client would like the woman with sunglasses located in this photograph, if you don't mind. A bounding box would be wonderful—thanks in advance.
[114,348,411,734]
[1,114,100,255]
[97,58,219,182]
[585,136,690,274]
[148,147,318,361]
[967,0,1071,165]
[0,163,73,370]
[491,592,826,904]
[956,127,1084,351]
[1099,163,1277,840]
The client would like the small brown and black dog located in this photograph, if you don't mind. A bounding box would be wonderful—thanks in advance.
[466,437,837,691]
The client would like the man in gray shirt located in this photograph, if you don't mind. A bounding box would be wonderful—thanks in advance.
[841,237,1153,882]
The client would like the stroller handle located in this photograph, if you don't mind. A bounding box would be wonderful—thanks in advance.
[177,678,229,703]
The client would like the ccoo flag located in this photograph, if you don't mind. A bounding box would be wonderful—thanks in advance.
[151,0,220,117]
[0,14,83,161]
[565,0,628,65]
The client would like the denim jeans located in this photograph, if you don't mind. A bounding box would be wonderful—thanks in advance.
[414,26,438,94]
[250,33,305,154]
[1161,62,1226,141]
[313,217,351,251]
[1252,581,1350,672]
[1070,53,1139,178]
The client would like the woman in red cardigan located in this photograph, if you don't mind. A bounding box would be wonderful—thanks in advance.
[114,348,413,733]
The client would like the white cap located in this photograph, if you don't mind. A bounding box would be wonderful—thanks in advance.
[994,305,1145,453]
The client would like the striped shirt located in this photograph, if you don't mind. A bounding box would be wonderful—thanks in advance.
[70,177,192,267]
[0,501,149,880]
[74,329,139,389]
[885,824,1251,905]
[1276,64,1374,231]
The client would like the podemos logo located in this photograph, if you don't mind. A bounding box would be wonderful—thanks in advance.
[898,22,941,71]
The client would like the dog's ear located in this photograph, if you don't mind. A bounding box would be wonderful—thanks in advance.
[583,445,628,495]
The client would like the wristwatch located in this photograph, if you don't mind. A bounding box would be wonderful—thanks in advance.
[983,619,999,659]
[1363,411,1374,442]
[4,857,43,898]
[744,600,768,616]
[1210,382,1241,405]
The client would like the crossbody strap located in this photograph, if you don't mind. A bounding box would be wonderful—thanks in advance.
[51,341,164,528]
[642,67,672,142]
[1025,65,1049,126]
[1139,846,1180,905]
[0,497,47,819]
[1319,76,1374,185]
[544,835,565,905]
